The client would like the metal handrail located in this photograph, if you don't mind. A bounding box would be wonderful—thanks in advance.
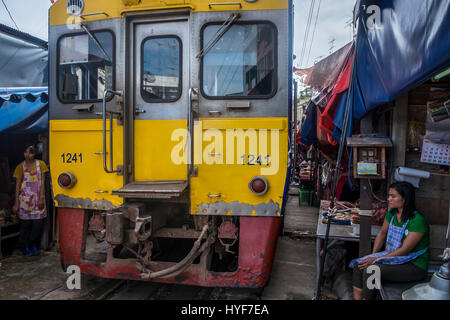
[79,12,109,20]
[208,2,242,8]
[188,88,192,175]
[187,88,197,177]
[102,89,122,174]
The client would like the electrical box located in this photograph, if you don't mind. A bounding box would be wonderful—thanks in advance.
[347,136,393,179]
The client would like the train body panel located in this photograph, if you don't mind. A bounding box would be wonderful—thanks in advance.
[134,119,188,181]
[50,119,124,209]
[190,117,288,217]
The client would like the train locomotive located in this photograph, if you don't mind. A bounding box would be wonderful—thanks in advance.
[49,0,292,287]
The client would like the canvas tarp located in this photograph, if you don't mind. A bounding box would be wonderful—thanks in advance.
[0,87,48,134]
[0,24,48,134]
[333,0,450,140]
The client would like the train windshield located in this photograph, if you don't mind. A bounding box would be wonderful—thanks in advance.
[58,31,114,102]
[202,22,276,98]
[141,36,182,102]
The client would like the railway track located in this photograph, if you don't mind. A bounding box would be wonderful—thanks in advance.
[71,278,263,300]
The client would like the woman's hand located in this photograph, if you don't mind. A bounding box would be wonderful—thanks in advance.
[358,257,377,270]
[12,203,19,214]
[38,196,45,210]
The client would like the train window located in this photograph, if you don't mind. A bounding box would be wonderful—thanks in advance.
[58,31,114,103]
[201,22,276,99]
[141,36,182,103]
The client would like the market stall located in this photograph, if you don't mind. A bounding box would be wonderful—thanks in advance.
[293,0,450,300]
[0,24,51,258]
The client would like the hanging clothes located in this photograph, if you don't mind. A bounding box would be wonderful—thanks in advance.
[319,48,354,137]
[299,101,318,148]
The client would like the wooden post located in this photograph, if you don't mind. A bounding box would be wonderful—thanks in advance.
[359,180,373,256]
[359,115,373,257]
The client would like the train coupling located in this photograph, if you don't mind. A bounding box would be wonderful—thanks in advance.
[104,203,166,245]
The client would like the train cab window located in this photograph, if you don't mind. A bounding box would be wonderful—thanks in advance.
[141,36,182,102]
[58,31,114,102]
[201,22,276,99]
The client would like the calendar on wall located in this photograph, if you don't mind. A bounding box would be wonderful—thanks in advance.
[420,139,450,166]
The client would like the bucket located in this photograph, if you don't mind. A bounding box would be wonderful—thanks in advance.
[298,189,314,206]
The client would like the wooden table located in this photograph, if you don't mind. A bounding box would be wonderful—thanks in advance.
[315,201,377,287]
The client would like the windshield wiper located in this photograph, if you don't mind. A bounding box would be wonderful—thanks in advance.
[80,23,111,62]
[196,13,240,59]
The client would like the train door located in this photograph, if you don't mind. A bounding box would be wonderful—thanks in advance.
[116,18,190,198]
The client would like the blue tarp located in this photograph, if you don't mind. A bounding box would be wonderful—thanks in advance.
[300,101,318,147]
[0,87,48,134]
[333,0,450,140]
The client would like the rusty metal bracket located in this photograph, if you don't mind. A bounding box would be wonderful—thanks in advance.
[135,216,152,241]
[218,217,238,254]
[88,214,106,241]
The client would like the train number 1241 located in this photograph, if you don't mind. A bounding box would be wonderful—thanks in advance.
[61,153,83,163]
[240,154,270,166]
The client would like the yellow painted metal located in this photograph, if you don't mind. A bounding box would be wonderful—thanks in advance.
[201,118,286,130]
[50,119,124,208]
[50,116,288,215]
[122,0,141,5]
[134,119,188,181]
[190,117,288,216]
[50,0,288,26]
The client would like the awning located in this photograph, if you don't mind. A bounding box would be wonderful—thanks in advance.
[0,87,48,134]
[334,0,450,140]
[298,42,354,91]
[0,24,48,88]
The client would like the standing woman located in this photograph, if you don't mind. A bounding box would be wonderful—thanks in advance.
[12,145,49,256]
[350,181,430,300]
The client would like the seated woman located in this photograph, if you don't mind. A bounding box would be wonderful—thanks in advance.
[350,181,430,300]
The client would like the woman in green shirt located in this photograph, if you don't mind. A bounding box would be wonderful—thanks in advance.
[351,181,430,300]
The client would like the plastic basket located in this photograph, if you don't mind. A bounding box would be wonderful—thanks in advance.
[298,189,314,206]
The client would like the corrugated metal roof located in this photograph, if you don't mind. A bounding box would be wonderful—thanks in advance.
[0,87,48,134]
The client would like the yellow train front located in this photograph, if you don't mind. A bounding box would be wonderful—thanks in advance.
[49,0,292,287]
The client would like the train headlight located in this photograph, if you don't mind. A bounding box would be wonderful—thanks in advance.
[249,176,269,195]
[58,172,77,189]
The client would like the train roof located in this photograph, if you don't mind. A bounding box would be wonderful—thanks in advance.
[50,0,290,27]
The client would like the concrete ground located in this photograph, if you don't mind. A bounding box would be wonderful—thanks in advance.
[261,190,319,300]
[0,249,111,300]
[0,194,320,300]
[262,236,316,300]
[0,249,68,300]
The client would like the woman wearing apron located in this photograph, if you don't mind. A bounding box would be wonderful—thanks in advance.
[12,145,48,256]
[350,182,430,300]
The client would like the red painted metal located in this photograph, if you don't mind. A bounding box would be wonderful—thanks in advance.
[59,208,88,267]
[58,208,281,287]
[218,218,238,240]
[88,214,105,232]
